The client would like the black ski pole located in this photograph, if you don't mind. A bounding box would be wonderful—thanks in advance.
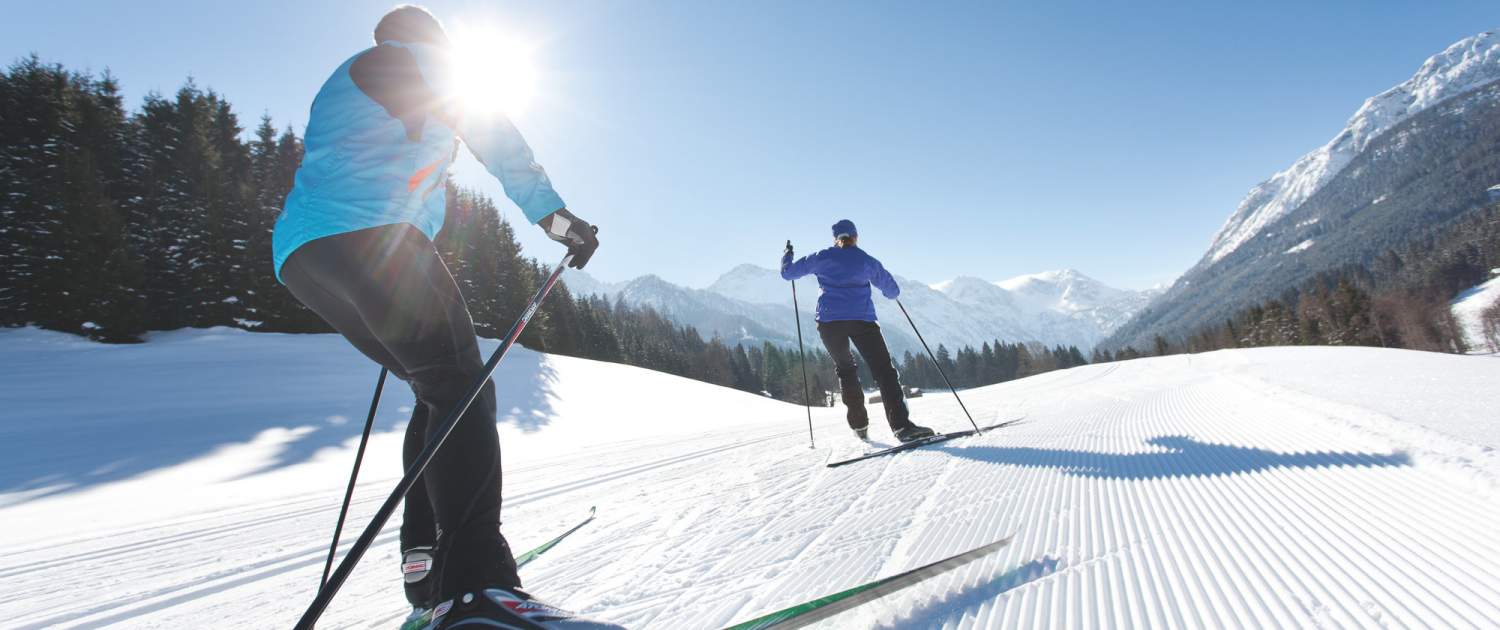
[319,367,387,591]
[787,240,816,449]
[295,251,578,630]
[896,299,980,434]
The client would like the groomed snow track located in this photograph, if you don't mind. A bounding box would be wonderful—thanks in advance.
[1,329,1497,628]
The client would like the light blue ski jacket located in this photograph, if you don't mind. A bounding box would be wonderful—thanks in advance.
[272,41,565,280]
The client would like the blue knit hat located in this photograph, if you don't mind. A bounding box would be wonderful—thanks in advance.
[832,219,857,239]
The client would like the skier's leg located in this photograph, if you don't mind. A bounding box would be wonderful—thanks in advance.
[280,255,403,373]
[283,238,441,607]
[399,401,439,608]
[281,225,519,600]
[355,230,519,598]
[400,401,436,548]
[817,321,869,430]
[848,322,911,431]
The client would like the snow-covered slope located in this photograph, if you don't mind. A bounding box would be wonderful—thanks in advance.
[1453,273,1500,353]
[1206,30,1500,264]
[3,328,1499,628]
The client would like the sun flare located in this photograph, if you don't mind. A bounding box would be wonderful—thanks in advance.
[450,27,538,120]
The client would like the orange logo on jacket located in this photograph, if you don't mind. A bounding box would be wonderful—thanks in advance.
[408,158,445,192]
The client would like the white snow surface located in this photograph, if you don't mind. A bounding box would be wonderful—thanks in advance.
[1452,276,1500,352]
[3,328,1500,629]
[1205,29,1500,264]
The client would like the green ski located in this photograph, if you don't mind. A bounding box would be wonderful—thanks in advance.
[399,506,597,630]
[514,506,597,568]
[722,535,1015,629]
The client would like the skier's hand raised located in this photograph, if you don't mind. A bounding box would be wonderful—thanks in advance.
[784,240,794,258]
[539,209,599,269]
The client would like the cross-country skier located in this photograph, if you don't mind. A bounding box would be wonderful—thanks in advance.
[781,220,936,443]
[272,6,618,629]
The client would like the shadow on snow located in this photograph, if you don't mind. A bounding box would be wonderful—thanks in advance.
[0,336,559,502]
[937,435,1411,479]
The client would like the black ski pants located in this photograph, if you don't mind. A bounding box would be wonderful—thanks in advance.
[281,224,519,602]
[817,320,911,432]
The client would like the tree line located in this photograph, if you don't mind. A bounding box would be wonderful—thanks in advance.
[0,55,1082,407]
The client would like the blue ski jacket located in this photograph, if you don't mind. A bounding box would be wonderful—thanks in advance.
[781,245,900,323]
[271,41,565,280]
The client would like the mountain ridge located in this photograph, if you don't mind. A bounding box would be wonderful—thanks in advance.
[1202,29,1500,266]
[566,264,1154,352]
[1107,28,1500,351]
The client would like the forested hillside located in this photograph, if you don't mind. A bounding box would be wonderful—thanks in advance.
[1099,203,1500,360]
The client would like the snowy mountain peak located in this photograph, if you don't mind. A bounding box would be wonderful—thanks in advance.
[995,269,1124,312]
[705,264,787,305]
[997,268,1089,291]
[930,275,1002,294]
[1204,28,1500,266]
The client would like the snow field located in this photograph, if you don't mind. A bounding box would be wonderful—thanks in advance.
[1452,276,1500,353]
[1,329,1498,628]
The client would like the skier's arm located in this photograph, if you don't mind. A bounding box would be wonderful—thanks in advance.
[781,250,819,281]
[407,45,566,224]
[457,115,567,224]
[871,258,900,299]
[406,44,596,268]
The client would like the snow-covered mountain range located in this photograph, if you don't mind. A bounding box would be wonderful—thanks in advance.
[1109,28,1500,350]
[1205,30,1500,265]
[569,264,1158,353]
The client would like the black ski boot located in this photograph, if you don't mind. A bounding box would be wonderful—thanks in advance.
[428,587,625,629]
[894,424,936,443]
[854,425,869,441]
[399,546,439,630]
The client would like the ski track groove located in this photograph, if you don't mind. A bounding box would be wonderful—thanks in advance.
[1176,387,1295,629]
[630,441,832,628]
[1217,372,1500,603]
[729,434,908,623]
[1230,387,1464,627]
[5,428,803,629]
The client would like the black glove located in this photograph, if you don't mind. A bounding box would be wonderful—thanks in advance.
[539,209,599,269]
[785,240,794,257]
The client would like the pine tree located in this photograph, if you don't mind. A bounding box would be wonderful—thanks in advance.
[0,58,144,338]
[0,56,72,328]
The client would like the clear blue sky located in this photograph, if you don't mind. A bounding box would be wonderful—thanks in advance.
[5,1,1495,289]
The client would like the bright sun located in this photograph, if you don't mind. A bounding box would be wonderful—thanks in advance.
[450,27,538,120]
